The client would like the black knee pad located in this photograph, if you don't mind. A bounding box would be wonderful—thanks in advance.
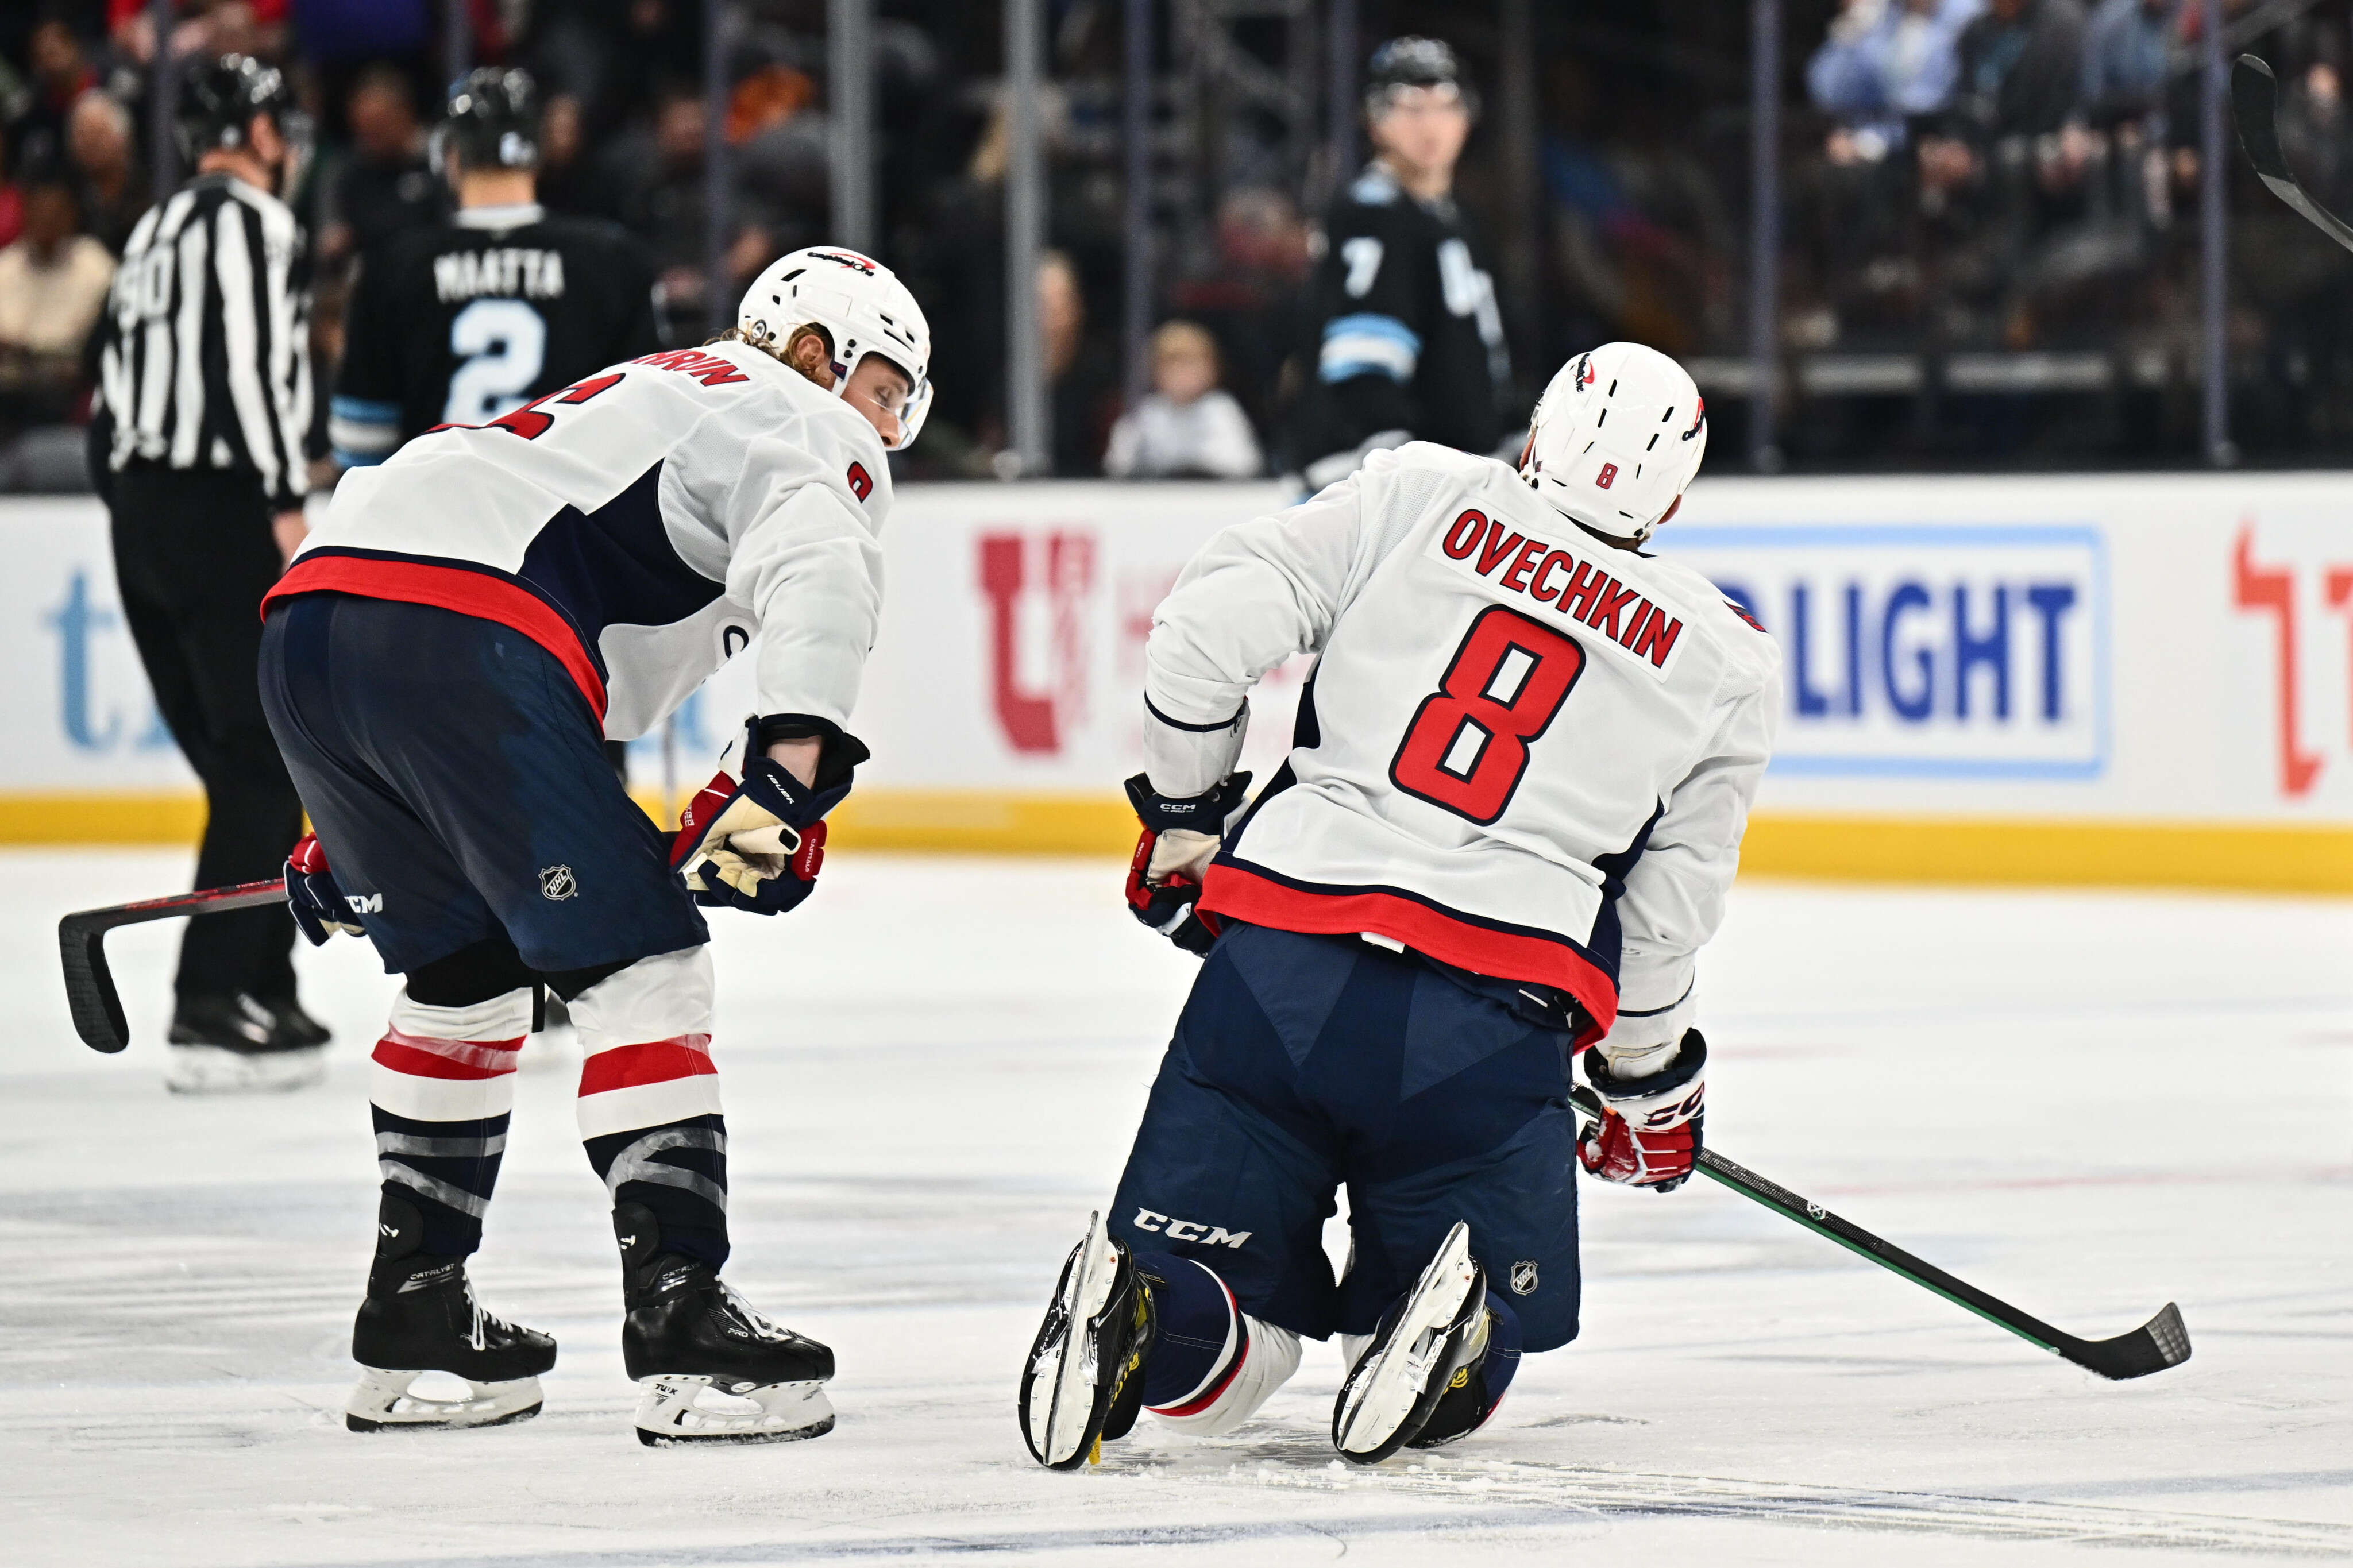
[614,1201,662,1268]
[375,1193,424,1261]
[406,938,536,1008]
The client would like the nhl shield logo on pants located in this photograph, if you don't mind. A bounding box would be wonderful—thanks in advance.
[1510,1260,1538,1296]
[539,864,578,901]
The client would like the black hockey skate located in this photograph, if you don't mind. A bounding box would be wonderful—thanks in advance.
[1019,1210,1156,1469]
[1332,1220,1488,1465]
[165,992,325,1094]
[346,1198,556,1432]
[617,1204,835,1446]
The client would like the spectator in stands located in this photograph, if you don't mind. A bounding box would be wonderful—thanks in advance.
[605,84,722,293]
[0,172,115,424]
[17,16,101,159]
[64,91,148,255]
[535,92,595,215]
[1040,247,1117,476]
[1921,0,2089,201]
[1810,0,1982,165]
[2079,0,2176,129]
[1104,321,1264,479]
[0,128,23,251]
[323,64,437,267]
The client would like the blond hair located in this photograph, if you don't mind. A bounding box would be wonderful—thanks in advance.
[1150,320,1220,375]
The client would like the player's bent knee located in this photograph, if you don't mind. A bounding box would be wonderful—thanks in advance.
[570,948,724,1138]
[1148,1317,1301,1438]
[567,947,715,1049]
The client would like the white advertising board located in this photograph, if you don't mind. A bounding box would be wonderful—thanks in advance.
[6,470,2350,885]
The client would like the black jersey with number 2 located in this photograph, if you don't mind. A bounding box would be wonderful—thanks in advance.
[330,203,660,466]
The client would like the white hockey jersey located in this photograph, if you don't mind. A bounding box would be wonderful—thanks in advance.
[1145,442,1781,1052]
[269,339,890,741]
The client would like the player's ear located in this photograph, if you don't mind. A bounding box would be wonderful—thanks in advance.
[783,327,835,388]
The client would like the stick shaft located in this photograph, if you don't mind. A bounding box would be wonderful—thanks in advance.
[1693,1148,2073,1357]
[1569,1086,2073,1359]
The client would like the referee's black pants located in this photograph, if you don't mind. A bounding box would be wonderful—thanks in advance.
[109,465,303,1006]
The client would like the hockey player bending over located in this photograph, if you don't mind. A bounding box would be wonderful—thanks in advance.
[1021,345,1779,1467]
[257,248,931,1444]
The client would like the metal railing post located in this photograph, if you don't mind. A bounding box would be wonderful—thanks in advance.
[2201,0,2234,466]
[445,0,472,87]
[829,0,875,253]
[148,0,178,192]
[1006,0,1050,474]
[1749,0,1781,472]
[705,1,735,338]
[1123,0,1155,406]
[1328,0,1357,181]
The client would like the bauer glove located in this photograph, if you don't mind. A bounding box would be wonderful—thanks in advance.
[284,833,364,946]
[1577,1029,1708,1192]
[1122,770,1250,956]
[672,716,865,916]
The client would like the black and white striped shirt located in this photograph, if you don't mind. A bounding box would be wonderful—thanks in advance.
[94,172,313,510]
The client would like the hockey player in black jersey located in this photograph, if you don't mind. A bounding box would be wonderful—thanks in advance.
[1291,37,1513,489]
[328,68,659,469]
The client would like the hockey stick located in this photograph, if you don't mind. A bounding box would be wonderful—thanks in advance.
[1569,1086,2191,1381]
[57,879,284,1055]
[2231,54,2353,253]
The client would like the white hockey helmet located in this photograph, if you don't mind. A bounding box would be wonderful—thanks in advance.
[1519,342,1707,543]
[736,246,934,448]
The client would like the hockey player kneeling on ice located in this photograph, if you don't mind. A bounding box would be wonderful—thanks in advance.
[257,246,932,1443]
[1021,343,1777,1467]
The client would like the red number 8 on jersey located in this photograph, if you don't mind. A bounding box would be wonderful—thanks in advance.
[1390,605,1586,825]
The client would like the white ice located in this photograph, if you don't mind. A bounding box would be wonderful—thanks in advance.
[2,849,2349,1566]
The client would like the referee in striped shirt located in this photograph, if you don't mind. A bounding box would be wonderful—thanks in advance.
[88,55,328,1092]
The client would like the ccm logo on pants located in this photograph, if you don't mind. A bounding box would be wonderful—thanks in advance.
[1133,1208,1251,1248]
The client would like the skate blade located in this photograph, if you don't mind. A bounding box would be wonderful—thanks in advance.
[1024,1211,1123,1468]
[166,1045,325,1095]
[1333,1221,1479,1463]
[633,1375,835,1446]
[345,1368,543,1432]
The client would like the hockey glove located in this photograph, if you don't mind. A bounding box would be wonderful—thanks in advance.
[284,833,364,946]
[1123,770,1250,957]
[1577,1029,1708,1192]
[672,716,865,917]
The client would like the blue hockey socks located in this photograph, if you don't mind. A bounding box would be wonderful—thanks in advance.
[1133,1250,1249,1412]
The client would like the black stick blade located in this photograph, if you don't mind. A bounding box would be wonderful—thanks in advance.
[2233,55,2289,180]
[54,880,284,1056]
[58,914,130,1054]
[2233,53,2353,254]
[2064,1302,2193,1381]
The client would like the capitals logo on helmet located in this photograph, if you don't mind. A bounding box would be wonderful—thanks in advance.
[1519,342,1707,545]
[736,246,935,449]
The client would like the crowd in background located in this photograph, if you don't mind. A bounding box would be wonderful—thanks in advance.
[7,0,2353,484]
[1793,0,2353,458]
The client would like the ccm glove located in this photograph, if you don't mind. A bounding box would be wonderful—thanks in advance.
[1123,770,1250,956]
[284,833,364,946]
[672,716,865,916]
[1577,1029,1708,1192]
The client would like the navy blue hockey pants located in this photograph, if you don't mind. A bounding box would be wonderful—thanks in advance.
[1109,921,1584,1351]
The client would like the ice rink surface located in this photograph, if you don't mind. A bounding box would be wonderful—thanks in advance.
[2,849,2350,1567]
